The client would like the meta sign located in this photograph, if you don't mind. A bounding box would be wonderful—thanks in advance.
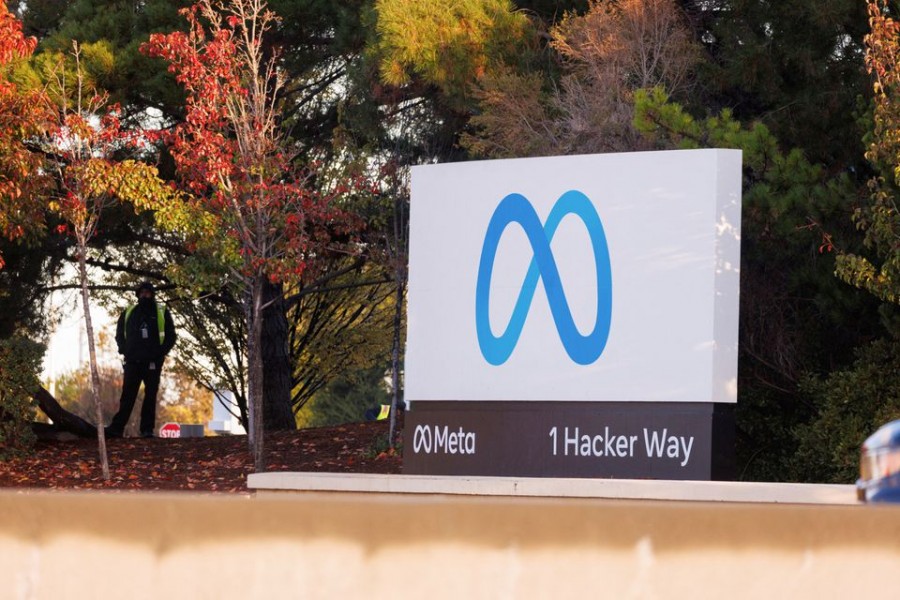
[403,149,742,480]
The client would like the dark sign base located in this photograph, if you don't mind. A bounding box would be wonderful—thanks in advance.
[403,401,735,481]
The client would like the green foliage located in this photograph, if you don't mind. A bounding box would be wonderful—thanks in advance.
[288,264,397,412]
[836,252,898,304]
[9,0,74,39]
[32,0,191,117]
[834,1,900,315]
[682,0,869,170]
[511,0,587,22]
[365,432,400,458]
[372,0,535,109]
[793,338,900,483]
[828,10,900,469]
[152,197,240,298]
[0,237,65,339]
[300,365,391,428]
[26,39,121,104]
[0,337,43,458]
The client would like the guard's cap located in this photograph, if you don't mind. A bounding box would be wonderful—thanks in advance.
[136,281,155,297]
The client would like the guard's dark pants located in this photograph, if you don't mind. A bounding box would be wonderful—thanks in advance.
[108,360,162,436]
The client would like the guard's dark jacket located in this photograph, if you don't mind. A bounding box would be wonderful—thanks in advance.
[115,300,176,363]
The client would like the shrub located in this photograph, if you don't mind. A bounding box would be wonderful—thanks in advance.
[0,337,43,458]
[793,338,900,483]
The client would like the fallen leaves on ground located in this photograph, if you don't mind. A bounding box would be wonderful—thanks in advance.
[0,420,402,493]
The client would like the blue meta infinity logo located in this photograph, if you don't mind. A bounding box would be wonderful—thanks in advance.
[475,190,612,366]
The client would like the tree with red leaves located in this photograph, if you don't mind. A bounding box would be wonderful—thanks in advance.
[0,5,49,269]
[143,0,345,471]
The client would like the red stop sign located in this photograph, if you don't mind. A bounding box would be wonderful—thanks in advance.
[159,422,181,438]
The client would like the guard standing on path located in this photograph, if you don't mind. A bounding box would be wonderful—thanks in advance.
[106,281,176,438]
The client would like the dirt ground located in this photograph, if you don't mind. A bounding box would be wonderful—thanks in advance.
[0,420,402,493]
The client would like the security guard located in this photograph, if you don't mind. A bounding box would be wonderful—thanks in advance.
[106,281,176,438]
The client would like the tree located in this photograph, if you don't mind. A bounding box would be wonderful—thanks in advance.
[23,0,192,125]
[365,0,539,166]
[143,0,348,471]
[0,233,68,340]
[678,0,870,171]
[379,164,408,446]
[0,4,49,268]
[286,260,395,414]
[36,0,404,436]
[791,3,900,484]
[463,0,700,158]
[838,0,900,303]
[17,0,445,443]
[511,0,588,21]
[340,158,409,445]
[372,0,535,111]
[35,42,173,478]
[793,338,900,483]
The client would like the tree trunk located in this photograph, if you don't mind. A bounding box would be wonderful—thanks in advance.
[388,276,405,447]
[388,191,409,447]
[32,386,96,437]
[246,280,266,472]
[77,247,110,480]
[261,280,295,430]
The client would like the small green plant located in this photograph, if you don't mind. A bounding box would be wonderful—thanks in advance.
[0,337,43,458]
[365,433,402,459]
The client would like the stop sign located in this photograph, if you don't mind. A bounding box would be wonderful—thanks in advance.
[159,422,181,438]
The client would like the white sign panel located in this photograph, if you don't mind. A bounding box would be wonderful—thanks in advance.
[405,149,741,404]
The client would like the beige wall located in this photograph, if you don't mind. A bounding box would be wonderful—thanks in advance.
[2,490,900,599]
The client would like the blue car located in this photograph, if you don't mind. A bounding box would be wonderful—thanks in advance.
[857,420,900,503]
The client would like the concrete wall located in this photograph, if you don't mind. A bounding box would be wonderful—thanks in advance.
[1,489,899,599]
[249,472,860,504]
